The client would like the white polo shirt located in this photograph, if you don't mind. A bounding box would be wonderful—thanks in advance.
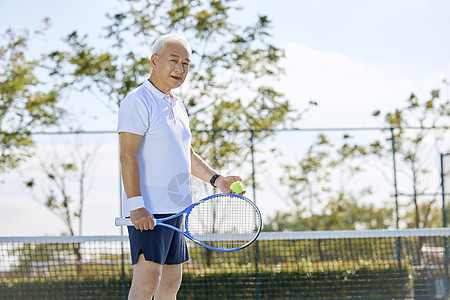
[118,80,192,216]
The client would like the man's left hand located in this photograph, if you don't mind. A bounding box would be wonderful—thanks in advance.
[216,175,246,195]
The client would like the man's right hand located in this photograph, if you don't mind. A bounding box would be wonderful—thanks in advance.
[130,207,156,231]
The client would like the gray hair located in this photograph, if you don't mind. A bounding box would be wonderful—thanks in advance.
[152,34,192,55]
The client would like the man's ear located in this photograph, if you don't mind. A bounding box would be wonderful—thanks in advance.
[151,53,158,69]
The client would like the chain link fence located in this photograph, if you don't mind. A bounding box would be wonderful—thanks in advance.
[0,126,449,236]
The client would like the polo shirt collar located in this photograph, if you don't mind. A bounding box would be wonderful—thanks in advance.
[144,79,179,103]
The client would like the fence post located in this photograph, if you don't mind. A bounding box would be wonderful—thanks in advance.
[250,129,261,300]
[390,127,400,229]
[441,153,449,298]
[390,127,405,299]
[441,153,448,228]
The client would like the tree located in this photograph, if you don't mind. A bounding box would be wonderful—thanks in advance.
[46,0,307,175]
[22,145,97,275]
[267,87,449,231]
[24,145,97,236]
[265,134,393,231]
[8,242,81,279]
[0,22,64,172]
[7,1,307,241]
[371,88,450,228]
[264,196,394,232]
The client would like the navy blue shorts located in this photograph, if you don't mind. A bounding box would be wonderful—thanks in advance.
[127,214,189,265]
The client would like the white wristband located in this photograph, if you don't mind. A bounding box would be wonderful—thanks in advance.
[126,196,145,212]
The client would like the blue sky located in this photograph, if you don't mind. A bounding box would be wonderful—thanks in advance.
[1,0,449,235]
[244,0,450,77]
[1,0,449,128]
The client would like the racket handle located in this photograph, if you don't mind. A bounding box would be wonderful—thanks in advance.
[115,217,132,226]
[115,217,157,227]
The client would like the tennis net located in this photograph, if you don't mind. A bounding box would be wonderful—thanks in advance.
[1,228,449,299]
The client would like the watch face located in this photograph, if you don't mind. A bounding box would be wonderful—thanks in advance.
[210,174,220,187]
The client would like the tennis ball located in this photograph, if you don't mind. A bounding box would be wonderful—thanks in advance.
[230,181,244,194]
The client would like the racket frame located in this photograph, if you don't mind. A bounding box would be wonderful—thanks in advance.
[115,193,262,252]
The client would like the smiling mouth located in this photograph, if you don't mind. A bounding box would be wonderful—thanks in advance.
[171,75,182,80]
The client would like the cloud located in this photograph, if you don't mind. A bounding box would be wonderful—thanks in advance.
[275,43,433,127]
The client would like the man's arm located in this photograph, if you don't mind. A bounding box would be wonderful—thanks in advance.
[190,147,244,194]
[120,132,155,230]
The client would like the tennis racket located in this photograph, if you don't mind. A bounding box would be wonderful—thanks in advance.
[115,193,262,252]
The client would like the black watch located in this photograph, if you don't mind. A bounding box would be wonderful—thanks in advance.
[210,174,221,188]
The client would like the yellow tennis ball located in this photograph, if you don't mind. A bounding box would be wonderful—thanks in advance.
[230,181,244,194]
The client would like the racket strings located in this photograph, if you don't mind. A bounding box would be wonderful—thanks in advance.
[187,195,261,250]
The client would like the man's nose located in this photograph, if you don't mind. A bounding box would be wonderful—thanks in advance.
[175,61,185,73]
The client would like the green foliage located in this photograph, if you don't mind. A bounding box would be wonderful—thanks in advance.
[0,26,64,171]
[267,133,393,231]
[3,236,441,298]
[8,243,79,277]
[371,89,450,228]
[403,200,443,228]
[24,147,97,236]
[180,269,409,299]
[0,268,410,300]
[264,196,393,232]
[47,31,121,106]
[48,0,303,172]
[272,87,449,231]
[4,0,303,236]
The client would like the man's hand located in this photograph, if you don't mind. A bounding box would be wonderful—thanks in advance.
[130,207,155,231]
[216,175,246,195]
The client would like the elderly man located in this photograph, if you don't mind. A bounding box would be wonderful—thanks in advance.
[118,34,243,299]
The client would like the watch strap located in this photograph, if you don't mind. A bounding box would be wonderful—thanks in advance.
[210,174,221,187]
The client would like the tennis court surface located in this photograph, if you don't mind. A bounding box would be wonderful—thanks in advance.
[1,228,449,299]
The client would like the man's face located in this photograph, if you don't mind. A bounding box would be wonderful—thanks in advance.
[151,41,191,93]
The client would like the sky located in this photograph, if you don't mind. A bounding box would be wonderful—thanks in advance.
[0,0,449,236]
